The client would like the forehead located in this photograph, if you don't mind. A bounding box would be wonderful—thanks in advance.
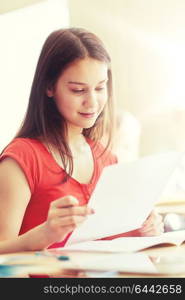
[59,57,108,84]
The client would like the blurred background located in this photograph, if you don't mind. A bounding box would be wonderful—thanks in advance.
[1,0,185,207]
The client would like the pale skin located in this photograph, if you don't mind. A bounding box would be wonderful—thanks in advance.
[0,57,164,254]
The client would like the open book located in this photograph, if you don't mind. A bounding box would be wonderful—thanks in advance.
[67,151,183,245]
[64,230,185,253]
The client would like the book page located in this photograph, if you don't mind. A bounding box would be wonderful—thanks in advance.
[159,229,185,245]
[67,152,182,245]
[60,252,158,274]
[64,230,185,253]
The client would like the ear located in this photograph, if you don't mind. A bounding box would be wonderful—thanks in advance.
[46,88,54,98]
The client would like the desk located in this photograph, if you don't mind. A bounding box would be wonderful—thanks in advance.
[1,243,185,278]
[47,244,185,278]
[1,203,185,278]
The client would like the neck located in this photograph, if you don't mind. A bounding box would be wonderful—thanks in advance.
[67,124,85,149]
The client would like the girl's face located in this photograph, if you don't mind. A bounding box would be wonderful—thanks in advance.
[47,57,108,131]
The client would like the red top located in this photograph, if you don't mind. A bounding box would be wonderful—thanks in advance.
[0,138,117,248]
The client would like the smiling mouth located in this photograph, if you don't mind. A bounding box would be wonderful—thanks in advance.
[78,112,96,118]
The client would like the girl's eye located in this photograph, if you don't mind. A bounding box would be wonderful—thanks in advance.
[96,87,105,91]
[71,89,85,93]
[71,86,106,93]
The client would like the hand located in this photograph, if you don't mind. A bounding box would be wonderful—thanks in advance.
[99,210,164,241]
[137,210,164,237]
[44,196,94,245]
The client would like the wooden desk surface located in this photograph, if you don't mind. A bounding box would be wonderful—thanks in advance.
[1,243,185,278]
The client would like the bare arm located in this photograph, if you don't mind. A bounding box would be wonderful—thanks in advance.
[0,158,93,253]
[0,158,30,239]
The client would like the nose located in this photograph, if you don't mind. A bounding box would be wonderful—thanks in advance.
[83,91,97,108]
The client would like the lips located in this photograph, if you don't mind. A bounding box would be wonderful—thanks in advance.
[78,112,96,118]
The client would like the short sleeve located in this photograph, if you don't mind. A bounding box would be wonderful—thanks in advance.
[105,151,118,166]
[94,141,118,167]
[0,139,39,193]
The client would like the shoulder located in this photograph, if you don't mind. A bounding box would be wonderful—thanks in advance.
[0,138,45,193]
[0,137,49,172]
[3,137,41,148]
[1,138,45,158]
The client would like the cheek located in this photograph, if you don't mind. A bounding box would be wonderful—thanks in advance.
[58,102,72,114]
[55,96,78,116]
[99,92,108,107]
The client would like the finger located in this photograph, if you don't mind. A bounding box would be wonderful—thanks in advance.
[54,215,89,227]
[159,221,165,233]
[51,196,79,208]
[140,222,164,236]
[54,224,77,240]
[59,206,94,217]
[140,228,163,236]
[146,210,155,220]
[143,212,162,227]
[144,210,156,222]
[141,219,164,232]
[142,213,153,226]
[142,220,161,231]
[49,205,94,218]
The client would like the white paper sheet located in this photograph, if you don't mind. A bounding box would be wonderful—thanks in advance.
[67,151,182,245]
[59,252,157,274]
[64,230,185,253]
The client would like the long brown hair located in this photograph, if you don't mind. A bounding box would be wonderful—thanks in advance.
[15,28,115,180]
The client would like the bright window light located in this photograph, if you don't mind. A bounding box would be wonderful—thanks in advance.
[0,0,69,151]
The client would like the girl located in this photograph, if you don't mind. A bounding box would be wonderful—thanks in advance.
[0,28,164,253]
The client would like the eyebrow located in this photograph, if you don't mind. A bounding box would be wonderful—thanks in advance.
[68,79,108,85]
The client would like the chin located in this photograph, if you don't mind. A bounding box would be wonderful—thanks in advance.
[82,121,96,129]
[69,118,97,130]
